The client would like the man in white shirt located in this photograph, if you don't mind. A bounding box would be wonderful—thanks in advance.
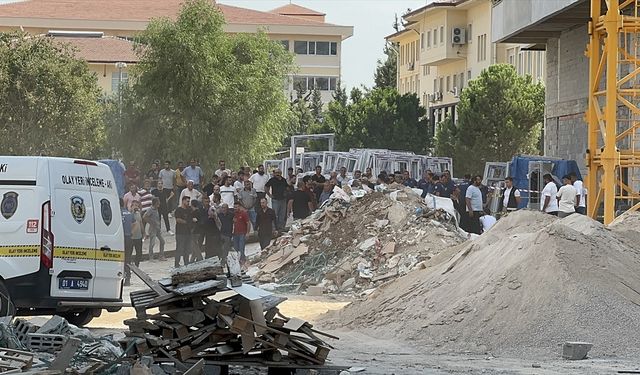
[479,208,497,232]
[465,175,484,235]
[501,177,521,212]
[556,175,577,218]
[219,176,237,209]
[214,160,232,178]
[179,180,202,203]
[233,171,245,193]
[540,173,559,216]
[569,172,586,215]
[250,165,270,202]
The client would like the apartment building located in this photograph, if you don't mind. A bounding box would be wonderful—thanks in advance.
[0,1,353,102]
[388,0,545,133]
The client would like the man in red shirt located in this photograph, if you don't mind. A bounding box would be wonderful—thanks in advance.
[124,161,140,189]
[232,201,250,265]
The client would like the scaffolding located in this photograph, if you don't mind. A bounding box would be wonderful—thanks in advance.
[587,0,640,224]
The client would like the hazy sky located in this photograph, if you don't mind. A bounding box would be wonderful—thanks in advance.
[219,0,429,89]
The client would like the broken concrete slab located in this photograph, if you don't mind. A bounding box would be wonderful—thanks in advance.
[562,341,593,360]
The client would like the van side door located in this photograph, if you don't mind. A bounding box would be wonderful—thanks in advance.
[88,162,124,300]
[50,160,96,298]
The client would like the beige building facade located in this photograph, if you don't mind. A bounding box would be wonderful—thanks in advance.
[389,0,545,132]
[0,1,353,102]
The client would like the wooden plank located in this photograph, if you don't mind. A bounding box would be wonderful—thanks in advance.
[249,300,267,335]
[238,300,255,354]
[254,337,323,365]
[48,338,81,371]
[283,317,306,331]
[129,264,168,296]
[158,348,188,372]
[183,358,205,375]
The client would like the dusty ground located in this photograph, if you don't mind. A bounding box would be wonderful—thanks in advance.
[75,229,640,374]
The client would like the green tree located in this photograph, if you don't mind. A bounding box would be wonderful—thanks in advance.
[289,81,314,136]
[322,87,431,154]
[309,88,323,124]
[374,44,397,89]
[435,64,544,175]
[114,0,294,168]
[0,32,106,157]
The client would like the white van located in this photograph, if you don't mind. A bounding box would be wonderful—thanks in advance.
[0,156,125,325]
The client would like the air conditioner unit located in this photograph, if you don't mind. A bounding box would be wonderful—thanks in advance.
[407,62,415,71]
[452,27,466,44]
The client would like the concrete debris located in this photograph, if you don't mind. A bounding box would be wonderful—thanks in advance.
[562,342,593,360]
[252,188,466,294]
[0,315,123,374]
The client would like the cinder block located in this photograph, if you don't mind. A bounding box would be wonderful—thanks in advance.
[562,341,593,360]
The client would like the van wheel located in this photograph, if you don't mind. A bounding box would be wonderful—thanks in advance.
[0,281,16,316]
[60,310,95,327]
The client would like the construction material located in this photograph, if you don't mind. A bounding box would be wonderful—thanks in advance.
[121,261,337,369]
[327,211,640,358]
[252,188,465,294]
[562,342,593,360]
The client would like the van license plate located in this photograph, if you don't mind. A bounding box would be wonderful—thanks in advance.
[59,278,89,290]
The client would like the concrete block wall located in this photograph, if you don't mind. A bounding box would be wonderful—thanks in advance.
[544,25,589,175]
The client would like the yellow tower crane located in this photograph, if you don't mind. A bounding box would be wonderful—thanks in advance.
[587,0,640,224]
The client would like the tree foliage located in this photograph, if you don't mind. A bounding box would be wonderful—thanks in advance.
[322,87,431,154]
[374,44,397,89]
[434,64,544,175]
[0,32,105,157]
[113,0,294,168]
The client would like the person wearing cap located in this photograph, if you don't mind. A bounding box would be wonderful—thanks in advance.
[180,180,202,203]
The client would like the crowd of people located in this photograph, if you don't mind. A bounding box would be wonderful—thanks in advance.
[117,158,587,285]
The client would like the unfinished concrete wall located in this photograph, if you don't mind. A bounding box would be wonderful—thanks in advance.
[544,25,589,174]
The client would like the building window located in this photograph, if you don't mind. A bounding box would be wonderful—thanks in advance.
[434,78,438,92]
[439,77,444,93]
[293,76,339,92]
[294,41,307,54]
[446,75,451,92]
[279,40,290,51]
[423,65,430,76]
[421,32,425,50]
[460,72,465,89]
[440,26,444,44]
[467,70,471,82]
[433,28,437,46]
[294,41,338,55]
[316,41,330,55]
[453,74,458,90]
[468,23,472,42]
[427,31,431,48]
[477,34,487,61]
[111,71,128,93]
[416,41,420,61]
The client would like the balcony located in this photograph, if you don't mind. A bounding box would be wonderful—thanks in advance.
[492,0,589,44]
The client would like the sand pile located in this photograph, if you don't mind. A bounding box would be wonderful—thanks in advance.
[325,210,640,357]
[251,189,466,294]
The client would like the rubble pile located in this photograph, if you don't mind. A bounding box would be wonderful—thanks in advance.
[115,259,337,374]
[326,210,640,358]
[252,187,467,294]
[0,315,122,374]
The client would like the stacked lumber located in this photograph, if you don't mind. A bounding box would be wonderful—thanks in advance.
[121,260,336,368]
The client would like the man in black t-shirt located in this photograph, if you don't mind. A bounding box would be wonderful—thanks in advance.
[152,180,174,234]
[310,165,326,202]
[265,169,288,232]
[174,196,192,267]
[288,181,313,219]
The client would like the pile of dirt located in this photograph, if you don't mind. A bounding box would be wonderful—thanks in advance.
[251,188,466,295]
[323,210,640,358]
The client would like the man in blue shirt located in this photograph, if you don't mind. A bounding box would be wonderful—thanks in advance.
[121,198,134,286]
[441,172,456,198]
[417,171,433,198]
[402,170,418,188]
[181,159,204,190]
